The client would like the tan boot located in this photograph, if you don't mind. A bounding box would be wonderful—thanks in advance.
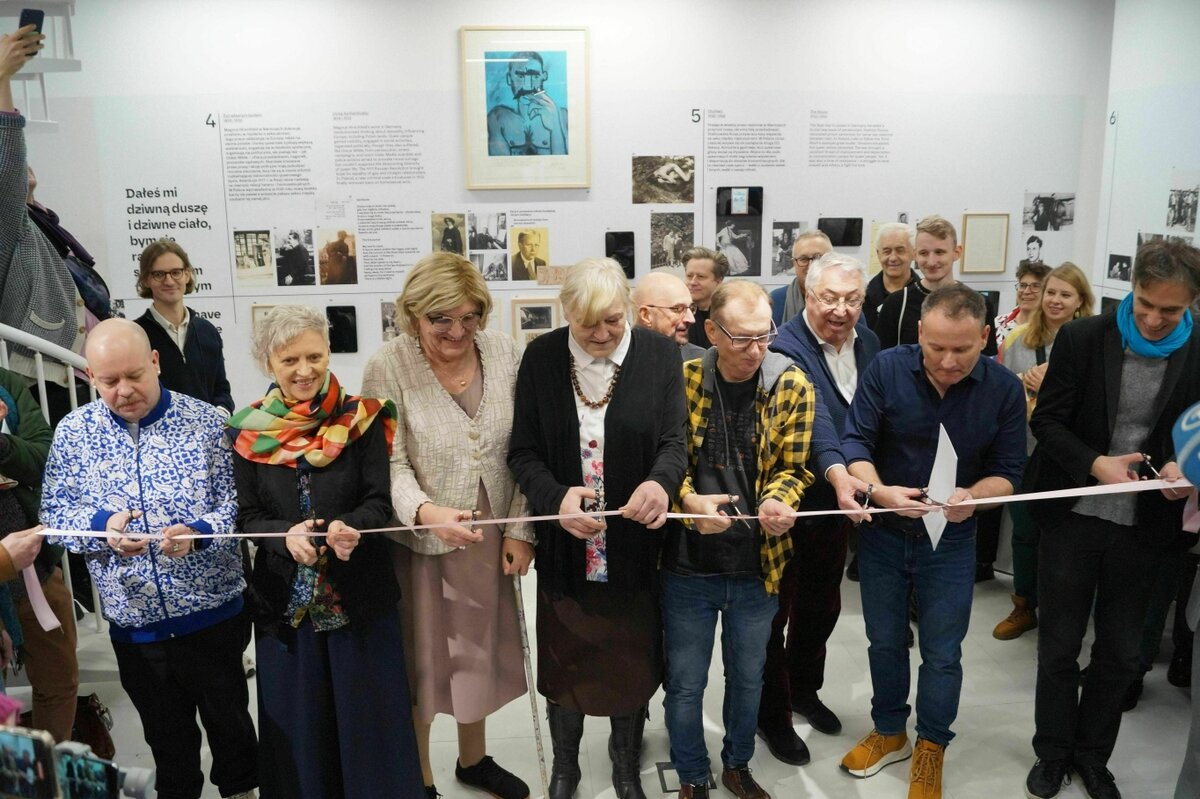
[992,594,1037,640]
[907,738,943,799]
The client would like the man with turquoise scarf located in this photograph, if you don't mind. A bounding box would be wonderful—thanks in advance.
[1022,240,1200,799]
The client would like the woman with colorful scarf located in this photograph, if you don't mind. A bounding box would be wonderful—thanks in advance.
[228,305,422,799]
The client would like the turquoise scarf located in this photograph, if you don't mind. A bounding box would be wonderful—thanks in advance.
[1116,293,1193,358]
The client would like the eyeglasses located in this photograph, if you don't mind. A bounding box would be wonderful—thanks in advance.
[643,303,695,319]
[712,318,778,351]
[148,268,189,283]
[426,311,482,333]
[809,292,864,311]
[1015,281,1043,293]
[792,254,823,266]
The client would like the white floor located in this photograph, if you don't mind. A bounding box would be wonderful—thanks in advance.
[15,572,1191,799]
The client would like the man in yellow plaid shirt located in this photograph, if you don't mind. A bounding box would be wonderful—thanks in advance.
[662,280,816,799]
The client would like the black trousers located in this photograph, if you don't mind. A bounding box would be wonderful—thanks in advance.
[1033,513,1166,767]
[111,612,258,799]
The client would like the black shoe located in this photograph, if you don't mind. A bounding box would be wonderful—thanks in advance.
[1169,653,1192,687]
[1025,758,1071,798]
[975,562,995,582]
[791,693,842,735]
[456,756,529,799]
[679,785,709,799]
[721,765,770,799]
[424,786,441,799]
[846,554,860,582]
[546,703,584,799]
[608,707,648,799]
[1074,764,1121,799]
[1119,678,1142,712]
[756,725,810,766]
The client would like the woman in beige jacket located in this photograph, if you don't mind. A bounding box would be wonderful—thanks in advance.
[362,252,535,799]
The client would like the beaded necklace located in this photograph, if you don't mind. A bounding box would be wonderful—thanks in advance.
[569,355,621,409]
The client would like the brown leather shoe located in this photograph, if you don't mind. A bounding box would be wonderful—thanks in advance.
[678,784,710,799]
[993,594,1038,640]
[721,766,770,799]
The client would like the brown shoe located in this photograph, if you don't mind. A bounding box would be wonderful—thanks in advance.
[907,738,944,799]
[721,766,770,799]
[841,729,912,778]
[678,784,709,799]
[993,594,1038,640]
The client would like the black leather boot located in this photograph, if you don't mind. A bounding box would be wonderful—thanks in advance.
[608,706,648,799]
[546,702,584,799]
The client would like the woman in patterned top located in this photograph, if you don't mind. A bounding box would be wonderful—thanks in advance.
[228,305,422,799]
[508,258,687,799]
[362,253,535,799]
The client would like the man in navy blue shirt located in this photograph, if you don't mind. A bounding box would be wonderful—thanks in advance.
[839,285,1026,799]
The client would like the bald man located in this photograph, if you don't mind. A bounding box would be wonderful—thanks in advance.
[42,319,259,799]
[633,271,706,360]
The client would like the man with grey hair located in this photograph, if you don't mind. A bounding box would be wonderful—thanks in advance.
[770,231,832,327]
[633,271,705,359]
[41,318,258,799]
[864,223,917,329]
[762,252,880,764]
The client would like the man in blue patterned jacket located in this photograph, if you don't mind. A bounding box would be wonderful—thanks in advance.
[41,318,258,799]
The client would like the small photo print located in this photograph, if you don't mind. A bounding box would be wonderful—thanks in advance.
[650,212,694,269]
[233,230,276,289]
[472,252,508,282]
[433,212,467,254]
[632,155,695,204]
[771,222,804,276]
[1138,231,1194,249]
[511,228,549,281]
[1023,192,1075,231]
[519,305,552,330]
[511,297,560,345]
[317,228,358,285]
[273,228,315,287]
[381,300,399,342]
[251,304,276,337]
[1106,253,1131,283]
[470,212,508,250]
[1166,176,1199,233]
[326,305,358,353]
[1019,233,1048,268]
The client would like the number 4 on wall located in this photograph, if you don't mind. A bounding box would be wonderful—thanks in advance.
[205,113,216,128]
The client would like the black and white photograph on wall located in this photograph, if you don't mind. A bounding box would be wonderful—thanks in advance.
[233,229,275,289]
[511,297,561,346]
[1023,192,1075,230]
[511,228,549,281]
[1138,230,1194,249]
[432,212,466,254]
[631,156,695,204]
[771,222,805,276]
[1018,233,1047,269]
[472,252,509,282]
[650,212,694,269]
[605,231,635,279]
[318,228,358,285]
[270,228,314,287]
[326,306,358,353]
[1166,177,1199,233]
[381,300,399,342]
[715,217,761,277]
[470,212,508,250]
[1107,253,1132,283]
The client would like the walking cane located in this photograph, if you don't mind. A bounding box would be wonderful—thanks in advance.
[507,552,550,798]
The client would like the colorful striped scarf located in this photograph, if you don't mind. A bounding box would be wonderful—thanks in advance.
[226,372,395,468]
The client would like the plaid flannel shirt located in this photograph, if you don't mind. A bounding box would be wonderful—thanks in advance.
[677,351,816,594]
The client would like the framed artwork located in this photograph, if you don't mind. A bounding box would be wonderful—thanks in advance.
[250,304,276,337]
[460,26,590,190]
[511,297,561,346]
[961,213,1010,274]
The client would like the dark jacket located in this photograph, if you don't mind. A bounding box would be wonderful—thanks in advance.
[0,367,60,582]
[136,308,234,413]
[875,280,998,356]
[1026,311,1200,545]
[771,314,881,510]
[233,418,399,635]
[508,326,687,597]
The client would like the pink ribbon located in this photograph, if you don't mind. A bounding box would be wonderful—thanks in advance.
[21,566,61,632]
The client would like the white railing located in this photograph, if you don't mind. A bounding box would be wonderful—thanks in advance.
[0,321,102,630]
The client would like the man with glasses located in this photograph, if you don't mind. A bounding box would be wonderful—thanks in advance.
[770,231,832,327]
[633,271,705,359]
[839,285,1025,799]
[663,280,816,799]
[685,247,730,349]
[761,253,880,763]
[864,224,918,329]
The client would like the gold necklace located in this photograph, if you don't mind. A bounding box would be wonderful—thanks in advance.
[569,356,621,409]
[422,344,477,388]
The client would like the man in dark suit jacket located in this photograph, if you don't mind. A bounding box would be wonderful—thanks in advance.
[512,231,546,280]
[762,252,878,764]
[1024,240,1200,799]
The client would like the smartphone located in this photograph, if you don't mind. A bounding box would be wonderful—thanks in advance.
[54,751,119,799]
[18,9,45,34]
[0,726,60,799]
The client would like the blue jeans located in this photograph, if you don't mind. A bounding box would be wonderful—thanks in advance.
[661,570,779,785]
[858,522,975,747]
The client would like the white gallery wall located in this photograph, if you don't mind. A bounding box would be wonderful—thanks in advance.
[16,0,1118,402]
